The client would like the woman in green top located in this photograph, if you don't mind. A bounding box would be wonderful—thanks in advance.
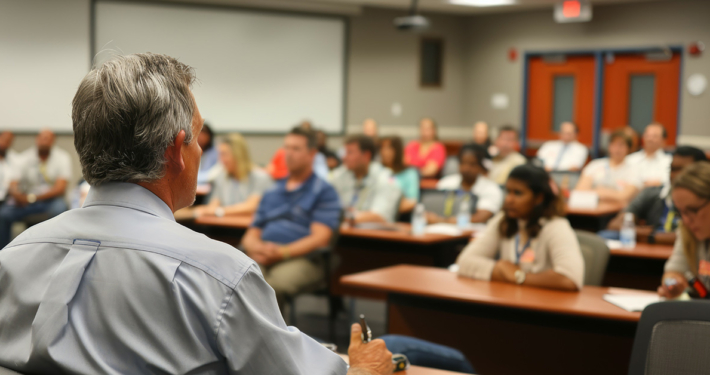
[380,136,420,214]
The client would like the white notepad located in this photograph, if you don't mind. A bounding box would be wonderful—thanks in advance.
[603,293,661,312]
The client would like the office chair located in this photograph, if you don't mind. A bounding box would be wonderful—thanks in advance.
[628,300,710,375]
[575,230,610,286]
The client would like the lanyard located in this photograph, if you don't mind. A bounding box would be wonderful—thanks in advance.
[443,190,469,217]
[514,233,532,265]
[350,183,369,211]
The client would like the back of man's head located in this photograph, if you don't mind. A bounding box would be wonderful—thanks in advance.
[72,53,196,186]
[345,134,376,163]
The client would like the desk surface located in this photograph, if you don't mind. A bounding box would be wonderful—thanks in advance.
[339,223,472,245]
[566,201,624,217]
[194,215,253,229]
[610,243,674,260]
[338,354,466,375]
[341,265,651,322]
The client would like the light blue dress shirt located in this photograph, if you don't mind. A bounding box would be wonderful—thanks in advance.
[0,182,347,375]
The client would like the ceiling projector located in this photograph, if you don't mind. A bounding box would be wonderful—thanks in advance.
[394,0,430,32]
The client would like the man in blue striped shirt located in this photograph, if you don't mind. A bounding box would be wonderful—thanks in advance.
[242,127,341,311]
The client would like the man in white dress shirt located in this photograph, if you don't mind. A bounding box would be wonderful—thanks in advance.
[625,123,672,187]
[537,122,588,172]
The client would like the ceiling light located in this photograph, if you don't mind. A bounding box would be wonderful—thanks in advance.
[448,0,516,7]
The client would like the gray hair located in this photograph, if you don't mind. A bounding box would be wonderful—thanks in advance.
[72,53,196,186]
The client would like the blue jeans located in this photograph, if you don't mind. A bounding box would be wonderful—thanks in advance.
[381,335,475,374]
[0,198,67,248]
[597,229,620,240]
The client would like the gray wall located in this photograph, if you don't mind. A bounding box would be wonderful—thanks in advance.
[463,0,710,146]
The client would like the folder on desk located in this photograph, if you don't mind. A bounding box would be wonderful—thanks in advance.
[603,293,661,312]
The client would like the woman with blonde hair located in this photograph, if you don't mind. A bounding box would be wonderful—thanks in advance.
[193,133,273,218]
[659,161,710,298]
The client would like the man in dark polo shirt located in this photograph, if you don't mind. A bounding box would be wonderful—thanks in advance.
[241,127,341,311]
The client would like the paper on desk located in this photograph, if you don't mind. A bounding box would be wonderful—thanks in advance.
[606,240,624,250]
[424,223,463,236]
[603,293,661,312]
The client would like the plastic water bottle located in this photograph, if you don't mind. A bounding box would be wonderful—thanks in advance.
[411,203,426,236]
[620,212,636,249]
[457,199,471,229]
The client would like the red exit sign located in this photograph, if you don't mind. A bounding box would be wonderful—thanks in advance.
[554,0,592,23]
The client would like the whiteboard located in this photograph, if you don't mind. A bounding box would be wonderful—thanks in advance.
[0,0,90,133]
[95,1,346,134]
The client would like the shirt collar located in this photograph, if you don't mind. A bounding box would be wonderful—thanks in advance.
[82,182,176,221]
[278,172,316,193]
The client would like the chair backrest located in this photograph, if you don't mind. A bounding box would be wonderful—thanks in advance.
[629,300,710,375]
[420,189,478,218]
[549,171,581,190]
[0,366,22,375]
[575,230,610,286]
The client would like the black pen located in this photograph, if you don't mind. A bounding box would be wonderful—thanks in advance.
[359,314,372,343]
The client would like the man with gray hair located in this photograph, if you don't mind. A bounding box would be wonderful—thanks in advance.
[0,53,392,374]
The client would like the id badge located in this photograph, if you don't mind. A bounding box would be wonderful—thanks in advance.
[520,248,536,264]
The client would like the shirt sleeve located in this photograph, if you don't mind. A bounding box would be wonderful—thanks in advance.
[250,191,269,229]
[311,185,342,230]
[664,230,692,275]
[404,141,418,166]
[475,182,503,215]
[370,179,402,223]
[536,142,554,169]
[544,219,585,290]
[59,152,72,180]
[251,171,274,196]
[209,174,225,205]
[217,265,348,374]
[404,169,420,200]
[456,213,504,280]
[570,144,589,169]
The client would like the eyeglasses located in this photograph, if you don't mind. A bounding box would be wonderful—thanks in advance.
[672,199,710,222]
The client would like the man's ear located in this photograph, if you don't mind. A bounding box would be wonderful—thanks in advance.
[166,130,187,174]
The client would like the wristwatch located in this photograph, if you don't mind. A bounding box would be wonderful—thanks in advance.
[214,207,225,218]
[27,194,37,204]
[514,270,526,285]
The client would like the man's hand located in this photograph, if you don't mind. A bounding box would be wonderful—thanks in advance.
[425,212,444,224]
[492,260,520,284]
[348,323,394,375]
[248,242,281,266]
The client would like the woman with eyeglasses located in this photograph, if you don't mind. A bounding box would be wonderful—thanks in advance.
[658,161,710,298]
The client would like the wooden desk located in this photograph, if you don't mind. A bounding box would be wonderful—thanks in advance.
[333,224,472,299]
[194,215,252,229]
[342,265,651,375]
[566,201,624,231]
[186,215,253,247]
[603,243,672,291]
[339,354,467,375]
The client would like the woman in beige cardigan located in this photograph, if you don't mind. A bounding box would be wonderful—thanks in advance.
[456,164,585,291]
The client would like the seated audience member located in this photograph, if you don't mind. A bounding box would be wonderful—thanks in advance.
[316,129,341,170]
[625,122,671,187]
[622,126,641,153]
[429,144,502,224]
[658,161,710,299]
[241,127,341,310]
[192,133,272,218]
[330,135,402,224]
[196,122,218,185]
[380,136,419,213]
[0,53,392,374]
[456,164,585,291]
[537,121,588,172]
[0,131,19,203]
[363,117,380,146]
[381,335,475,374]
[0,129,71,248]
[405,117,446,178]
[488,126,527,185]
[470,121,491,149]
[267,122,328,180]
[574,130,641,204]
[602,146,707,244]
